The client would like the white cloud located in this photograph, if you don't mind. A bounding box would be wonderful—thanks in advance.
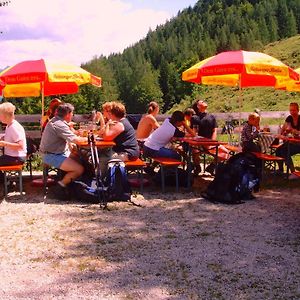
[0,0,171,68]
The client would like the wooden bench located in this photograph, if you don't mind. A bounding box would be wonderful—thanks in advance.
[0,164,23,198]
[125,158,148,193]
[152,157,183,192]
[251,152,285,163]
[251,152,285,176]
[292,171,300,178]
[207,148,230,161]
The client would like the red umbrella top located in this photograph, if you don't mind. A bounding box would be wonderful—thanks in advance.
[182,50,299,88]
[0,59,102,97]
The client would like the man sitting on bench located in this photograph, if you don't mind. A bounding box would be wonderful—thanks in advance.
[40,103,86,199]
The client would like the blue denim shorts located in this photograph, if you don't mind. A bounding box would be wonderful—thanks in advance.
[42,153,68,168]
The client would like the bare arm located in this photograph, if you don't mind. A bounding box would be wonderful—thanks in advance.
[281,121,291,135]
[0,140,24,151]
[211,128,217,140]
[103,120,124,141]
[95,111,106,128]
[152,118,160,130]
[182,121,196,137]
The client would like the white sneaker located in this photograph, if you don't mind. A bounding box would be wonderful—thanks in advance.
[288,173,300,180]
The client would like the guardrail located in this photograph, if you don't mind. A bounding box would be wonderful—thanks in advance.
[0,111,288,139]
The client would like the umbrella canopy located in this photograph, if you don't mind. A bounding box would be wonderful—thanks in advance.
[182,50,299,88]
[0,59,102,115]
[275,68,300,92]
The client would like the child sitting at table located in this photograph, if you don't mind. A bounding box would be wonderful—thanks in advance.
[241,112,261,153]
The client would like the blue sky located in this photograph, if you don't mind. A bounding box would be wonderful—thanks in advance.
[127,0,197,15]
[0,0,198,69]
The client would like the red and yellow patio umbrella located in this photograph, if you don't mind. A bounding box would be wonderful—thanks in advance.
[182,50,299,87]
[0,59,102,116]
[182,50,299,128]
[275,68,300,92]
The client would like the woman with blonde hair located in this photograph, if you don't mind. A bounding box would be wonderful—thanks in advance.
[136,101,160,139]
[0,102,27,165]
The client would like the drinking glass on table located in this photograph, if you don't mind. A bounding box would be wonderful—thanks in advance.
[79,123,88,137]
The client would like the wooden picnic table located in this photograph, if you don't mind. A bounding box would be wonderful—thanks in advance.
[174,136,227,189]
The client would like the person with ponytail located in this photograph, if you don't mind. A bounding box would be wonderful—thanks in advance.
[136,101,160,140]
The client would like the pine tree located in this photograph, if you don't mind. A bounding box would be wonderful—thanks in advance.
[286,11,298,37]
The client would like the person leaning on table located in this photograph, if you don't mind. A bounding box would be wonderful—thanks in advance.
[143,110,193,160]
[275,102,300,180]
[0,102,27,166]
[39,103,86,200]
[102,101,139,161]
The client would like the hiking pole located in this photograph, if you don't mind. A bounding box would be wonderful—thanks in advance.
[88,131,96,168]
[88,132,108,209]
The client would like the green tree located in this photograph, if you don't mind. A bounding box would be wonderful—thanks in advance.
[286,10,298,37]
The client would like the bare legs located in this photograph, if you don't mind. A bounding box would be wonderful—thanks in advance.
[59,157,84,185]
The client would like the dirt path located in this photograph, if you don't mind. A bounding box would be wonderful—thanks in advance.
[0,184,299,299]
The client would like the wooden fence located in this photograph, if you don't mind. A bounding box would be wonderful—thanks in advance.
[5,111,289,139]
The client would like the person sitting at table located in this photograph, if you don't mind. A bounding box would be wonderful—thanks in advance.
[94,102,112,127]
[41,98,62,132]
[191,100,217,139]
[190,99,229,175]
[143,111,191,160]
[102,101,139,161]
[184,108,195,129]
[275,102,300,179]
[241,112,261,153]
[0,102,27,166]
[40,103,86,199]
[136,101,160,140]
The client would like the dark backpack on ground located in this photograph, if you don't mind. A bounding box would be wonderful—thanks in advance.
[69,155,108,204]
[69,158,131,204]
[202,152,260,204]
[70,180,109,204]
[105,159,132,202]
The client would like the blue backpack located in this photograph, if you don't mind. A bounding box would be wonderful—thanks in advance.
[105,159,132,202]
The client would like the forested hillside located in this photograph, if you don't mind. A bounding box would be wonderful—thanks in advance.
[83,0,300,114]
[11,0,300,114]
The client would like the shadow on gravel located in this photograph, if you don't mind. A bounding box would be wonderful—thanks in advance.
[2,173,300,299]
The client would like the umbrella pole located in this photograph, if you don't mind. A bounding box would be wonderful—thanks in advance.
[238,75,242,144]
[41,82,45,121]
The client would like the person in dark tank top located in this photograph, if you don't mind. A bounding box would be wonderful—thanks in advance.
[276,102,300,179]
[102,101,139,161]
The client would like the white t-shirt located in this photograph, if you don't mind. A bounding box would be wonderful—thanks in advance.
[144,118,183,151]
[4,119,27,157]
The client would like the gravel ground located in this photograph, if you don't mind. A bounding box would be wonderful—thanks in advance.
[0,178,299,300]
